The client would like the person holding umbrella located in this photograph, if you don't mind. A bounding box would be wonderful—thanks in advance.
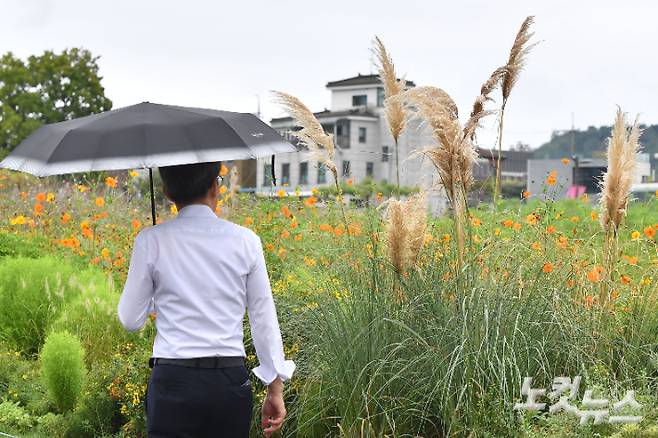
[118,161,294,437]
[0,102,299,437]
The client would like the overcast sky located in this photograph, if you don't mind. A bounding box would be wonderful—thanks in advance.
[3,0,657,149]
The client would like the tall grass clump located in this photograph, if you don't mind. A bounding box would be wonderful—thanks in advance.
[494,16,536,203]
[40,330,87,413]
[373,36,407,197]
[0,256,81,354]
[598,108,641,302]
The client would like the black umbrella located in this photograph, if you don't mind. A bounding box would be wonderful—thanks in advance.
[0,102,294,224]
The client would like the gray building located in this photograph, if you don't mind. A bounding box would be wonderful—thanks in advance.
[527,154,652,199]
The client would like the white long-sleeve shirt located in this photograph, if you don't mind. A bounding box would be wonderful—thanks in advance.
[117,203,295,386]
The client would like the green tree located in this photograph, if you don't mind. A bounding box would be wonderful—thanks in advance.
[0,48,112,150]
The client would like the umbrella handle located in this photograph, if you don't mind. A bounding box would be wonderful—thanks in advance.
[149,168,156,226]
[271,155,277,186]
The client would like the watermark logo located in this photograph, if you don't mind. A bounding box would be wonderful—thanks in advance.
[514,376,643,425]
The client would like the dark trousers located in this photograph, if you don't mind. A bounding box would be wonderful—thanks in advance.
[145,363,253,437]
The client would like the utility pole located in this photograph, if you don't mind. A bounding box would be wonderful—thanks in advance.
[570,113,576,187]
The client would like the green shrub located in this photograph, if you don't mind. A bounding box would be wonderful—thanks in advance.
[65,363,123,438]
[0,257,112,355]
[0,400,35,432]
[50,275,131,366]
[0,232,45,258]
[40,331,86,413]
[36,412,69,437]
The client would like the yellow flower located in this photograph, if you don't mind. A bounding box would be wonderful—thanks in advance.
[276,189,286,198]
[46,192,55,202]
[590,211,598,221]
[470,217,482,227]
[525,213,539,225]
[219,185,228,195]
[101,248,110,258]
[170,204,178,214]
[631,231,641,241]
[77,184,89,193]
[10,215,26,225]
[129,170,139,177]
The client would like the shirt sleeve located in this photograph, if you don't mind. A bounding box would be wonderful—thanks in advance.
[118,231,154,332]
[246,233,296,386]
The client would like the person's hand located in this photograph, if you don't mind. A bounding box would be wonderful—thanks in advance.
[261,377,286,436]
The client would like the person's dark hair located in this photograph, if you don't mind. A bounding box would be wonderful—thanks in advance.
[158,161,221,204]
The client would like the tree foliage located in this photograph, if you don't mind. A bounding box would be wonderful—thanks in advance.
[0,48,112,150]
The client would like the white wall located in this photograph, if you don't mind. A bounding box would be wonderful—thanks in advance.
[330,86,380,111]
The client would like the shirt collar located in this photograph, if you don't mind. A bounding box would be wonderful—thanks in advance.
[176,203,217,219]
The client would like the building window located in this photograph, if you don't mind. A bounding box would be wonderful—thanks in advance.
[263,164,273,186]
[352,95,367,107]
[377,87,385,107]
[358,127,367,143]
[317,164,327,184]
[336,124,343,136]
[382,146,389,162]
[299,162,308,185]
[342,160,351,177]
[281,163,290,185]
[366,162,374,178]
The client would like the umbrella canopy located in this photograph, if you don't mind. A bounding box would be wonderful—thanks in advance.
[0,101,296,176]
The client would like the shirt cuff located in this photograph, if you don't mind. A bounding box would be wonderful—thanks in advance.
[251,360,296,386]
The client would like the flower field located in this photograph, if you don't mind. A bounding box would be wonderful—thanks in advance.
[0,164,657,437]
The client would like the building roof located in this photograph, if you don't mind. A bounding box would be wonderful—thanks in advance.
[326,73,416,88]
[271,108,379,124]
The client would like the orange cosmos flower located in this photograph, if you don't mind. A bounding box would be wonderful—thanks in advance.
[561,158,571,165]
[290,219,298,229]
[570,216,580,223]
[280,206,292,218]
[35,192,46,202]
[105,177,118,188]
[546,170,557,185]
[334,225,345,236]
[443,234,451,242]
[61,212,71,224]
[346,179,353,186]
[95,197,105,207]
[304,196,317,207]
[294,234,302,241]
[513,222,522,231]
[319,223,333,232]
[644,226,656,239]
[531,242,542,251]
[620,275,631,285]
[281,230,290,239]
[132,218,141,230]
[244,217,254,226]
[220,165,229,177]
[502,219,514,228]
[587,266,604,283]
[471,217,482,227]
[34,203,44,216]
[622,255,638,265]
[522,190,530,199]
[590,211,598,221]
[546,225,556,234]
[525,213,539,225]
[264,243,275,252]
[19,191,28,200]
[542,262,554,273]
[557,235,568,248]
[90,257,101,265]
[219,186,228,195]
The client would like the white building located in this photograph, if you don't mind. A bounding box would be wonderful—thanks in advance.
[257,74,446,213]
